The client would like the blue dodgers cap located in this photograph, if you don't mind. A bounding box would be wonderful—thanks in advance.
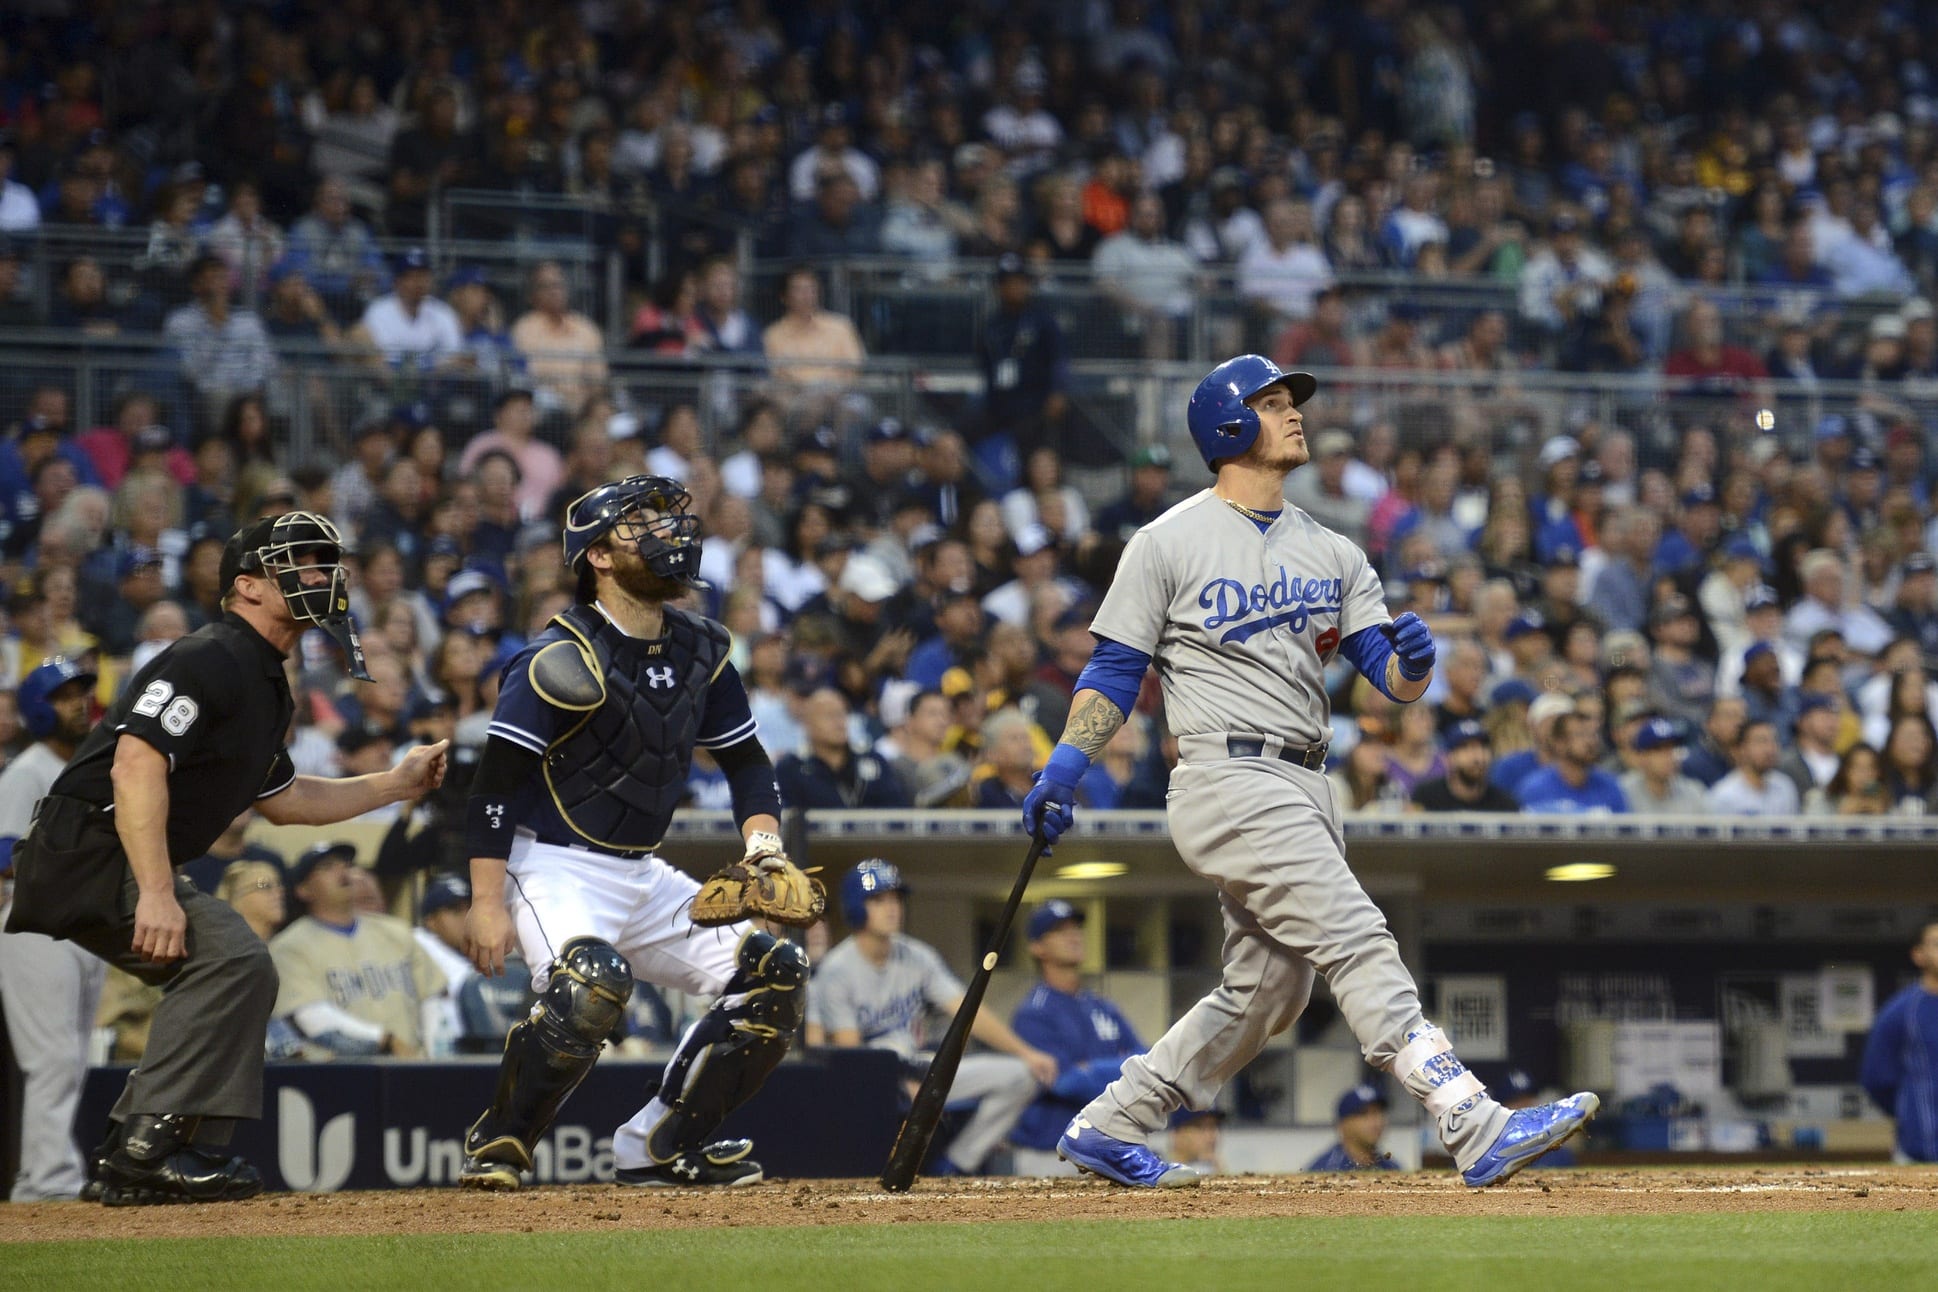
[1337,1083,1388,1119]
[1027,899,1085,941]
[1633,716,1684,752]
[446,264,488,290]
[1445,718,1490,749]
[1723,535,1761,563]
[1503,611,1547,641]
[1816,414,1851,442]
[1743,641,1777,666]
[1491,678,1537,707]
[1681,483,1719,508]
[420,872,471,917]
[1744,583,1781,612]
[396,246,431,274]
[1503,1069,1536,1099]
[1797,692,1838,718]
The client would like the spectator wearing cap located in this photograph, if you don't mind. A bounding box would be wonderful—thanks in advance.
[508,260,608,415]
[86,545,168,656]
[1653,484,1723,580]
[1518,710,1629,815]
[445,265,522,384]
[1490,688,1569,796]
[162,253,280,419]
[1780,694,1845,798]
[1518,206,1612,335]
[1708,719,1801,816]
[1412,719,1519,812]
[413,873,475,1057]
[1886,553,1938,666]
[1677,695,1745,788]
[1699,536,1767,666]
[270,842,445,1058]
[787,165,883,260]
[978,254,1069,483]
[1500,610,1553,689]
[982,523,1081,629]
[1008,900,1144,1163]
[1784,550,1894,659]
[456,388,562,523]
[352,247,465,371]
[1282,429,1371,547]
[1718,585,1801,699]
[1646,597,1716,729]
[1094,444,1176,544]
[763,265,867,398]
[282,176,389,305]
[843,419,921,532]
[1738,642,1803,736]
[1305,1084,1399,1172]
[777,687,912,811]
[1620,718,1709,815]
[787,103,880,205]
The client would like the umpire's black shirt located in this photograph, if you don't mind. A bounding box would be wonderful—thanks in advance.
[50,611,297,863]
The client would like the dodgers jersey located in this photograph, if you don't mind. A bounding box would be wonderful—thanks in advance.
[809,934,964,1057]
[1089,492,1392,745]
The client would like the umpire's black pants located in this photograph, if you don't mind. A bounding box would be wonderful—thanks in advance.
[5,796,277,1140]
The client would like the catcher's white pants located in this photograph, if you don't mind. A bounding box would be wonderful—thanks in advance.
[502,833,757,1171]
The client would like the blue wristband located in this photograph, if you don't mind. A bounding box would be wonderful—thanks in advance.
[1044,743,1092,788]
[1396,654,1432,682]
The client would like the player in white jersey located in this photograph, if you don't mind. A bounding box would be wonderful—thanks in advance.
[1022,356,1598,1188]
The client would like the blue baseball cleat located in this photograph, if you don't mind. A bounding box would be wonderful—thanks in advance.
[1461,1092,1601,1187]
[1058,1117,1202,1188]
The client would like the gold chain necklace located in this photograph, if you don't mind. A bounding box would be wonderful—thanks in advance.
[1219,495,1279,524]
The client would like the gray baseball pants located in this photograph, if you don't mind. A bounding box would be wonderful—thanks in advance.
[1081,750,1426,1141]
[0,902,105,1200]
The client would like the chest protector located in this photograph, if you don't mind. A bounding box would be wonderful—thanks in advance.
[539,603,731,852]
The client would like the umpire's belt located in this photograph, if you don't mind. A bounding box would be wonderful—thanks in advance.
[1181,733,1330,769]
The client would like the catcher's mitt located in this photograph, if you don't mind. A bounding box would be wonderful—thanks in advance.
[690,833,827,928]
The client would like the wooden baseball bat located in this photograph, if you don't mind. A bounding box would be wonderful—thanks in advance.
[879,834,1049,1192]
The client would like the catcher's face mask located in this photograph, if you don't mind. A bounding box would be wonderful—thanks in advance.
[241,512,372,681]
[565,475,707,590]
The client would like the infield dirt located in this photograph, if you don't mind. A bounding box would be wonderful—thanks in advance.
[5,1166,1936,1242]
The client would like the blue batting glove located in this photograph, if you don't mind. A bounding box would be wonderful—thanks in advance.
[1386,611,1437,680]
[1023,745,1086,850]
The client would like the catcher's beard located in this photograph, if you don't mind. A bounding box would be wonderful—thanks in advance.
[603,547,688,605]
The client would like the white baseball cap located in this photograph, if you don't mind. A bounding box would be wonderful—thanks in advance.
[838,553,899,603]
[1527,692,1576,730]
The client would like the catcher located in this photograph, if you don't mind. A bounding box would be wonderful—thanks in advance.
[459,475,823,1189]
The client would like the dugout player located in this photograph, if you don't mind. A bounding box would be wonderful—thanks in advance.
[1860,918,1938,1163]
[808,860,1055,1176]
[1008,899,1143,1161]
[0,657,106,1200]
[458,475,814,1189]
[3,512,448,1206]
[1023,357,1598,1189]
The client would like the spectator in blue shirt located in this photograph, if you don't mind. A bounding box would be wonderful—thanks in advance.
[1491,689,1570,796]
[1518,711,1630,814]
[1009,900,1144,1154]
[776,687,911,810]
[1860,919,1938,1163]
[1305,1083,1400,1172]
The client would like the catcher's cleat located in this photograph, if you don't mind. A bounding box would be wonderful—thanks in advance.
[459,1125,534,1190]
[1461,1092,1600,1187]
[614,1139,764,1188]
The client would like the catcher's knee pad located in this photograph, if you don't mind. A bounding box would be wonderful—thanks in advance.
[643,932,808,1162]
[469,938,634,1156]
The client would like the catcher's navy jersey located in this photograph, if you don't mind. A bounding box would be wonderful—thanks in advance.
[484,602,756,851]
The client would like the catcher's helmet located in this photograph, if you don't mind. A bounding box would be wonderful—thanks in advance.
[1185,355,1317,471]
[562,474,706,591]
[220,511,371,680]
[841,858,909,929]
[18,656,95,739]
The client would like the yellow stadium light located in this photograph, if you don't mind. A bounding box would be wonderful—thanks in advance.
[1544,862,1616,883]
[1055,861,1129,880]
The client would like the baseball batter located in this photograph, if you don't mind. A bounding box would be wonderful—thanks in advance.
[459,475,820,1189]
[1023,356,1598,1188]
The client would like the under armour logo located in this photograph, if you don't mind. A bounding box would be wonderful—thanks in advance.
[644,666,676,689]
[673,1159,700,1179]
[485,804,505,829]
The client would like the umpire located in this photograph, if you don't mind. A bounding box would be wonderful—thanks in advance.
[3,512,447,1206]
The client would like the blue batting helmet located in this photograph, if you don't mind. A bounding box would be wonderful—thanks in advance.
[561,474,706,592]
[18,656,96,739]
[1185,355,1317,471]
[841,859,909,929]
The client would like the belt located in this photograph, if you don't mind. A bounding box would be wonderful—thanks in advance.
[1225,736,1330,770]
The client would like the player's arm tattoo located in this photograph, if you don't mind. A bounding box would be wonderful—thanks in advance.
[1385,655,1431,703]
[1061,689,1128,759]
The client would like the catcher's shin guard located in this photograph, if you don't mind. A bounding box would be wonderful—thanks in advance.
[463,937,633,1186]
[644,930,808,1162]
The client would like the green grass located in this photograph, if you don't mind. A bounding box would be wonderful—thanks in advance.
[13,1214,1938,1291]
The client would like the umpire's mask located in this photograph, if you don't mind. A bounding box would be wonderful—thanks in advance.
[221,511,373,681]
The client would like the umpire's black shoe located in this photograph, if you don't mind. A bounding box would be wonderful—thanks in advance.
[101,1114,264,1206]
[79,1121,126,1203]
[614,1140,764,1188]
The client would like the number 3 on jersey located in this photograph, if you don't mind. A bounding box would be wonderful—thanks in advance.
[132,679,200,736]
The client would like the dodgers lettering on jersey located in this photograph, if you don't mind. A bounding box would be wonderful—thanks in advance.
[1089,493,1389,745]
[808,934,964,1057]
